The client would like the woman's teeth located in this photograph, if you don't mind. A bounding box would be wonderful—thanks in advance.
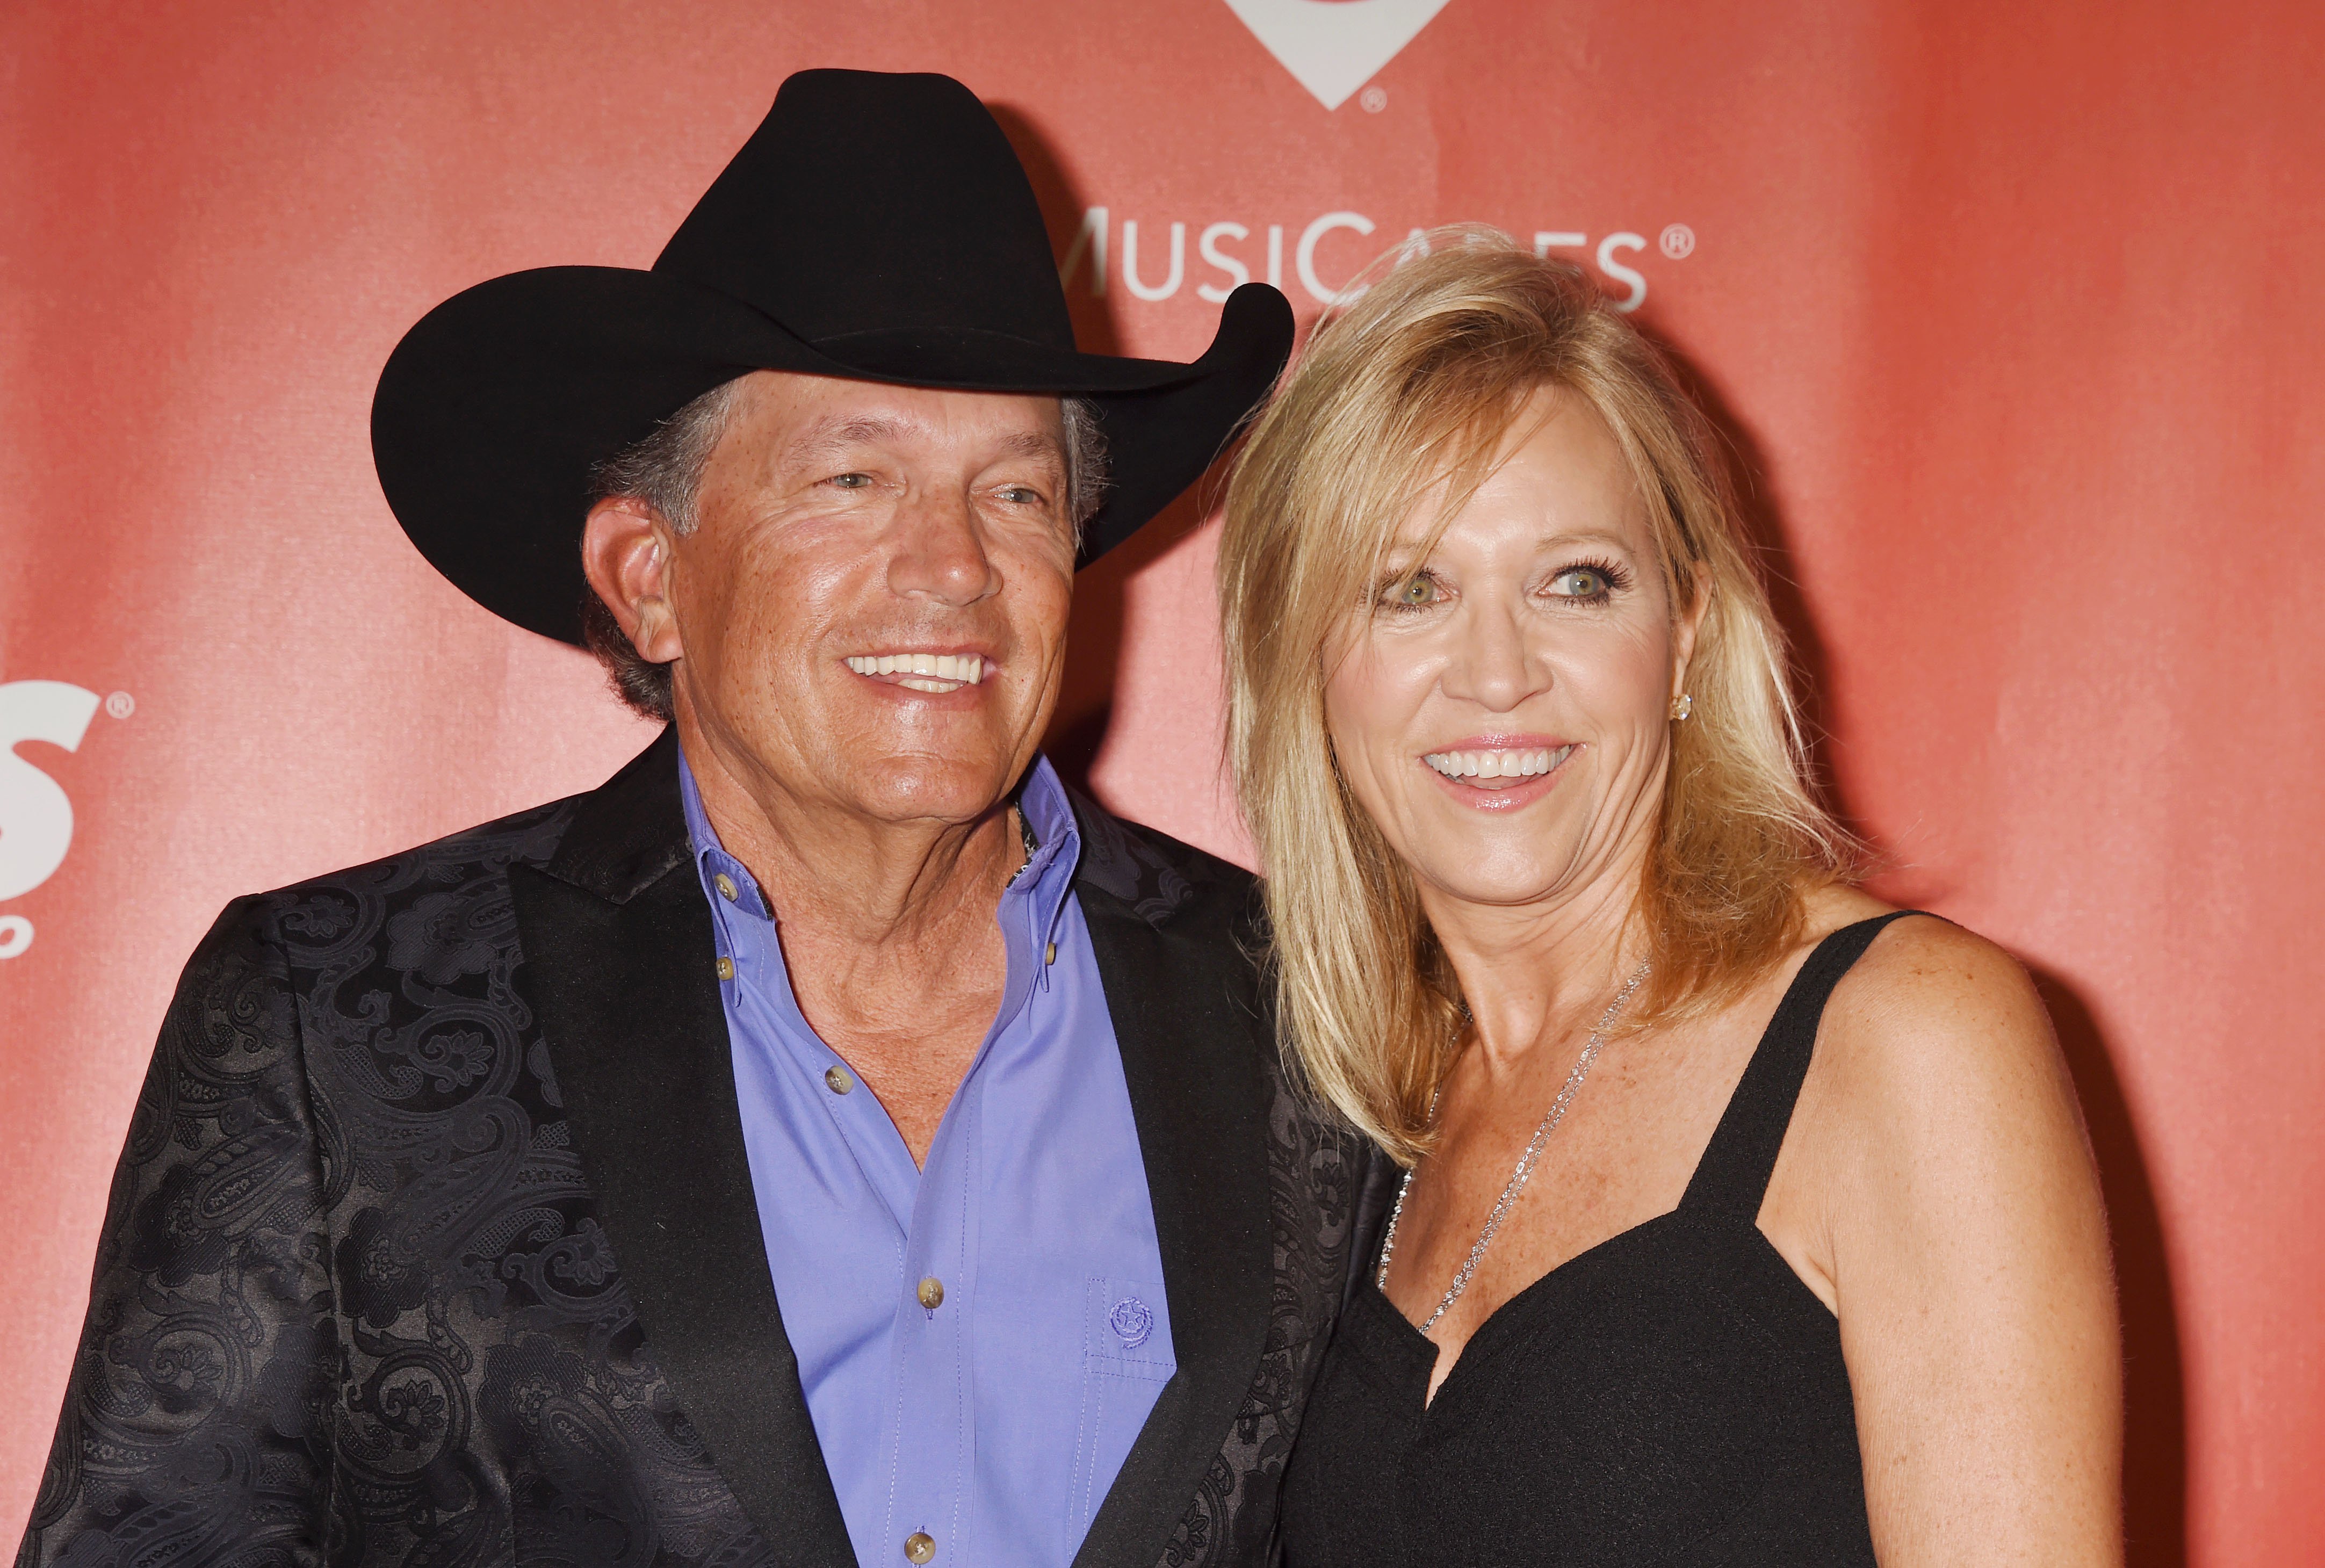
[1423,745,1572,785]
[845,653,987,692]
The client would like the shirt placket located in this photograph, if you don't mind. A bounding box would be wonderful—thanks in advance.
[884,845,1067,1567]
[889,1059,980,1564]
[694,782,1091,1568]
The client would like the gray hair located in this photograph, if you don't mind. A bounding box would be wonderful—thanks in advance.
[580,380,1109,720]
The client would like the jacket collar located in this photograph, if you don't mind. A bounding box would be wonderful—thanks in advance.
[538,725,695,901]
[512,726,856,1566]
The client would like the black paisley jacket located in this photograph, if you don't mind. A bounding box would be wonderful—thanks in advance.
[18,731,1368,1568]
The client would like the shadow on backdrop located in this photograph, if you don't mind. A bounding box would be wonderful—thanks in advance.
[2032,968,2188,1568]
[1656,342,1848,832]
[1042,492,1211,796]
[997,100,1210,798]
[1665,331,2187,1566]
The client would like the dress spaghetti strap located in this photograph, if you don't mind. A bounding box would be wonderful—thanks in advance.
[1678,911,1930,1223]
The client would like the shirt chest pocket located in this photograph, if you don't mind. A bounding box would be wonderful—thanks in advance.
[1065,1276,1176,1542]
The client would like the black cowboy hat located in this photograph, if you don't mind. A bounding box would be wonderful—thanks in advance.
[371,69,1295,646]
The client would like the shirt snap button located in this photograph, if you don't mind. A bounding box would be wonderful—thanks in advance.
[904,1532,936,1564]
[825,1065,854,1095]
[714,956,735,981]
[916,1276,944,1310]
[714,872,739,901]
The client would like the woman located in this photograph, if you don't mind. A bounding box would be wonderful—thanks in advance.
[1219,234,2120,1565]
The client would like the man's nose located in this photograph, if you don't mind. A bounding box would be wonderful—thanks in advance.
[1440,603,1539,711]
[886,485,1000,605]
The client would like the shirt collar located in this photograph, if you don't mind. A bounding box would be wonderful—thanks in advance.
[675,747,1083,940]
[1009,756,1085,967]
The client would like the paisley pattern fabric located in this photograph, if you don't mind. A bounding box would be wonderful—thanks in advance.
[18,749,1366,1568]
[1151,1080,1365,1568]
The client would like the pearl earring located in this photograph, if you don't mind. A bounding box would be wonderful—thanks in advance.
[1670,693,1694,721]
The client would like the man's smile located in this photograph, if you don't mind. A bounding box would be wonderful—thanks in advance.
[844,651,990,693]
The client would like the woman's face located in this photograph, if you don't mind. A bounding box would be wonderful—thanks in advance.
[1323,390,1700,915]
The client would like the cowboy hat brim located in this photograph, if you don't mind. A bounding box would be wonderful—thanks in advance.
[372,264,1293,646]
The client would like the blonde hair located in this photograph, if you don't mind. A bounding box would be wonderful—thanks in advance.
[1219,229,1858,1164]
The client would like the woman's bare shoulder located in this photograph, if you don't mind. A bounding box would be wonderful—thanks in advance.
[1796,885,2038,1030]
[1795,890,2081,1179]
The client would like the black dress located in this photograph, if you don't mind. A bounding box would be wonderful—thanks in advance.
[1281,914,1919,1566]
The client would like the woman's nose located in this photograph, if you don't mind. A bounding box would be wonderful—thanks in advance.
[1440,603,1538,711]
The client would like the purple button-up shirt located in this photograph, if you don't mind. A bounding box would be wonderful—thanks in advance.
[680,752,1171,1568]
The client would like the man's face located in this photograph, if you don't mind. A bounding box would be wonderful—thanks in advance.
[663,371,1078,831]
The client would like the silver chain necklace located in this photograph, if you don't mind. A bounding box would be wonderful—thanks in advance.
[1376,960,1652,1335]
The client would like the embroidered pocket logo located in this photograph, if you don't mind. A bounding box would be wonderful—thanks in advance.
[1108,1296,1155,1349]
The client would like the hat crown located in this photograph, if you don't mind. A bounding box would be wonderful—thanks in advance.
[654,70,1076,351]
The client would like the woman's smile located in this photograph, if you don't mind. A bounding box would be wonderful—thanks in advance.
[1419,737,1579,807]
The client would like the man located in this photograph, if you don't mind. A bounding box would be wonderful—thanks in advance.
[19,71,1363,1568]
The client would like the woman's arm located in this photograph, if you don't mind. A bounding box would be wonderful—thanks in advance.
[1797,915,2121,1566]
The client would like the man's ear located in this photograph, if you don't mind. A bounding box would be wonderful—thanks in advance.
[581,498,682,663]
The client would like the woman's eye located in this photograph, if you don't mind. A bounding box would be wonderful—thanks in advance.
[1549,566,1613,598]
[1387,574,1440,608]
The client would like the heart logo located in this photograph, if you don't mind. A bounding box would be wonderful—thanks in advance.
[1223,0,1456,111]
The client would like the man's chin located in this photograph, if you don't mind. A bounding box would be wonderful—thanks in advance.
[827,758,1029,827]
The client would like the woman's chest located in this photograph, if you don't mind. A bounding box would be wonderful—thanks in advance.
[1287,1230,1872,1567]
[1383,1032,1752,1357]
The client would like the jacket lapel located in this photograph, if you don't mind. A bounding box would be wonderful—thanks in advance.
[1068,801,1276,1568]
[508,729,857,1567]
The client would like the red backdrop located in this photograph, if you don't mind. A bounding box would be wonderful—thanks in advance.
[3,3,2318,1560]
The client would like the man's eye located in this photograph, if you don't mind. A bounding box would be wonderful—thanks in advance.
[1549,567,1612,598]
[998,486,1043,505]
[829,472,873,489]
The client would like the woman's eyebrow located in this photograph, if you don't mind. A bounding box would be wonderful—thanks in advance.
[1381,528,1637,555]
[1537,529,1637,553]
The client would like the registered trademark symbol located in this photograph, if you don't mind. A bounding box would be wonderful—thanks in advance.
[106,691,134,719]
[1360,85,1388,113]
[0,915,31,961]
[1659,223,1695,260]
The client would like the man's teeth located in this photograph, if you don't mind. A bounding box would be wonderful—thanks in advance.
[1423,745,1573,782]
[844,653,987,691]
